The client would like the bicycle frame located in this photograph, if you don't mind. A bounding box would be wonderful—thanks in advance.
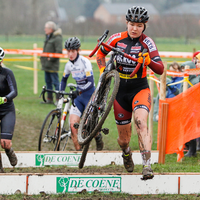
[39,83,78,150]
[59,97,71,140]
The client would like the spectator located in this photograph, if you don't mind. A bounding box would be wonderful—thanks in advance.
[180,60,200,157]
[40,21,63,104]
[192,50,200,64]
[60,37,104,151]
[0,47,18,168]
[153,62,183,122]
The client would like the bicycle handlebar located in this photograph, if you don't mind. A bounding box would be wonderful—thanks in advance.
[129,48,148,78]
[39,85,81,104]
[89,30,148,78]
[89,30,109,57]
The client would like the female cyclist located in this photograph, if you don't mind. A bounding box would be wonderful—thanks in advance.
[0,47,18,167]
[60,37,103,151]
[96,6,164,179]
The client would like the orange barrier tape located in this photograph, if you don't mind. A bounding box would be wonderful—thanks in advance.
[4,49,194,58]
[167,68,200,77]
[4,49,109,61]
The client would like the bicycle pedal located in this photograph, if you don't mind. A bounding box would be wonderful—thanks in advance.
[73,123,79,129]
[101,128,109,135]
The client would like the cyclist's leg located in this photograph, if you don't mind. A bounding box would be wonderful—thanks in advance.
[70,103,82,151]
[132,88,153,179]
[0,109,17,166]
[132,88,151,151]
[114,100,132,148]
[114,100,134,172]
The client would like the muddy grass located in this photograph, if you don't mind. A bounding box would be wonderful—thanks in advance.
[3,165,127,174]
[11,114,106,151]
[4,112,200,199]
[2,194,198,200]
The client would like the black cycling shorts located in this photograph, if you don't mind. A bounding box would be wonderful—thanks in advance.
[113,78,151,125]
[0,109,16,140]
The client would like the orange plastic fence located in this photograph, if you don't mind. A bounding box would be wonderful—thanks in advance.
[157,82,200,161]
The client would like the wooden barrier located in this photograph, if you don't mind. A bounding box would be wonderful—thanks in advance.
[158,103,169,164]
[149,70,154,141]
[158,61,168,164]
[33,43,38,94]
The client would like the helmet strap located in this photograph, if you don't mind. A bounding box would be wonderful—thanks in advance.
[142,23,146,32]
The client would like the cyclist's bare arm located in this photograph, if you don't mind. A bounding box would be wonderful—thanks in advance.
[96,54,106,69]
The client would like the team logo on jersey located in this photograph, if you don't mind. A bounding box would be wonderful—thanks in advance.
[107,33,121,45]
[118,113,124,118]
[143,37,156,52]
[117,42,127,49]
[131,46,141,50]
[130,46,141,53]
[116,54,136,66]
[86,71,91,76]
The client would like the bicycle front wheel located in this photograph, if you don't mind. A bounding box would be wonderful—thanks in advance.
[38,110,61,151]
[79,142,90,169]
[78,70,120,145]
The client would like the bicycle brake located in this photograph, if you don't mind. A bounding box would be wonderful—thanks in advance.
[73,123,79,129]
[101,128,109,135]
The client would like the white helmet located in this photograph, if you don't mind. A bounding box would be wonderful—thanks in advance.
[0,47,5,60]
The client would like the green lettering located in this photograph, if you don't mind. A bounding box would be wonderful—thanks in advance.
[99,180,106,188]
[45,156,54,163]
[107,180,113,187]
[86,180,92,188]
[57,156,62,162]
[92,180,99,188]
[77,156,80,162]
[77,180,84,188]
[113,180,119,188]
[62,156,68,162]
[70,180,77,187]
[67,156,72,162]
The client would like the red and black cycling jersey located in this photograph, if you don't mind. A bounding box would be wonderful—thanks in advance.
[97,31,163,83]
[97,31,164,125]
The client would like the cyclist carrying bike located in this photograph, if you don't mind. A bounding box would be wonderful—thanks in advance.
[96,6,164,179]
[60,37,104,151]
[0,47,18,167]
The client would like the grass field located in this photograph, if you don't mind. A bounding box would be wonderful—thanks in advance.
[1,35,200,199]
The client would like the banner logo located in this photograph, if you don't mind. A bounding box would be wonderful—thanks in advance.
[56,176,121,193]
[35,154,81,166]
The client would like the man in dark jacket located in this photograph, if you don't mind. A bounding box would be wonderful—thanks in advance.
[40,21,63,104]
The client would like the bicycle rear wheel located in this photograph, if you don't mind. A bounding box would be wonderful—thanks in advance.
[58,111,71,151]
[78,70,120,145]
[38,110,61,151]
[79,142,90,169]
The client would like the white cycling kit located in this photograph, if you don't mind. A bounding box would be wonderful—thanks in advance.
[60,54,95,117]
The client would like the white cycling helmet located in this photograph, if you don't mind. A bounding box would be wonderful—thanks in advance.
[0,47,5,61]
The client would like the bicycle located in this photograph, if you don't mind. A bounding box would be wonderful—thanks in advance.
[38,83,79,151]
[77,30,146,168]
